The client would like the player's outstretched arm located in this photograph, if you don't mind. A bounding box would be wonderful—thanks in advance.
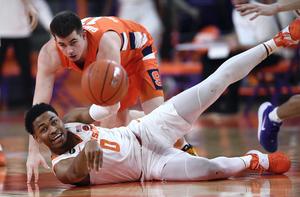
[27,40,61,183]
[96,31,122,128]
[55,140,103,186]
[236,0,300,20]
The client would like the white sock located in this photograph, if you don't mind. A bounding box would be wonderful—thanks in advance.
[181,138,188,149]
[268,107,283,123]
[240,155,253,168]
[263,39,282,55]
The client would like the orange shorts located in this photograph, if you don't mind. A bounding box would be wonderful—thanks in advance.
[119,57,164,112]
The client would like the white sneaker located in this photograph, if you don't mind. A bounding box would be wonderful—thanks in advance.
[273,18,300,48]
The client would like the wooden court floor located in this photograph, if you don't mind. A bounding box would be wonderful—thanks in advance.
[1,71,300,196]
[1,108,300,197]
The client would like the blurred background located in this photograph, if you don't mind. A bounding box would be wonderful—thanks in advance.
[1,0,300,117]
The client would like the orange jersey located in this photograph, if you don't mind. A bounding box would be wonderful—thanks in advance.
[55,16,163,111]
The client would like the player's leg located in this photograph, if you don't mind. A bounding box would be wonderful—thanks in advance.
[257,18,300,152]
[161,153,247,181]
[161,150,291,181]
[166,18,300,126]
[140,69,198,156]
[165,44,268,125]
[13,38,33,108]
[258,95,300,152]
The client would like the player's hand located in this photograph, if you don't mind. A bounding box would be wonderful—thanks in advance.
[23,1,38,31]
[84,140,103,173]
[235,3,277,20]
[26,151,50,183]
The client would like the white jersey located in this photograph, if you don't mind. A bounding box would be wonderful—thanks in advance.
[52,104,193,184]
[51,123,142,185]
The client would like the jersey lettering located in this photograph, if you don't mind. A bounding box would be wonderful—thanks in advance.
[100,139,120,152]
[147,69,162,89]
[83,26,98,33]
[90,126,120,152]
[90,126,100,141]
[81,17,119,26]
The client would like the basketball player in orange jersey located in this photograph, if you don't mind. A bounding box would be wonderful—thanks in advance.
[27,10,197,183]
[24,17,300,185]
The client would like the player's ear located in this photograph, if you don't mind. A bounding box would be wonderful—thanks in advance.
[32,135,42,144]
[82,30,87,40]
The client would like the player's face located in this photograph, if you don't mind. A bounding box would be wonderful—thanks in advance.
[55,30,87,62]
[32,111,68,151]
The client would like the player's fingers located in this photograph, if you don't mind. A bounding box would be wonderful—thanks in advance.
[240,9,254,16]
[235,4,252,9]
[34,167,39,183]
[94,153,99,172]
[99,151,103,169]
[95,151,103,172]
[90,152,96,170]
[29,13,38,31]
[27,167,33,183]
[250,14,259,20]
[41,159,50,170]
[86,152,95,170]
[86,152,90,170]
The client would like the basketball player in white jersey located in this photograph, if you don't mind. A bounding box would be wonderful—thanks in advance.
[24,18,300,185]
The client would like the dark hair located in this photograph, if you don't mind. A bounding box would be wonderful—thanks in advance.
[50,10,83,38]
[25,103,58,135]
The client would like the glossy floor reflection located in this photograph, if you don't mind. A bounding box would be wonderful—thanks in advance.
[1,108,300,196]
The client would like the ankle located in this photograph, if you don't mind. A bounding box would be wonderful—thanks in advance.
[268,107,283,123]
[264,39,281,55]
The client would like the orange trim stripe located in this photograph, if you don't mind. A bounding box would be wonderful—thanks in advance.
[51,155,60,160]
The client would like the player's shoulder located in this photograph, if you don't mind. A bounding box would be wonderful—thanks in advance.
[41,38,58,54]
[39,38,62,67]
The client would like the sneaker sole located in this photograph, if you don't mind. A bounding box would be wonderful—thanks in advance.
[258,102,272,142]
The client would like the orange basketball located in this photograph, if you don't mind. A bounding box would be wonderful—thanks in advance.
[81,60,129,106]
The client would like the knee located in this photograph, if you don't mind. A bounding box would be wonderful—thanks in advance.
[204,160,225,179]
[285,95,300,111]
[288,95,300,106]
[207,80,222,94]
[187,159,224,181]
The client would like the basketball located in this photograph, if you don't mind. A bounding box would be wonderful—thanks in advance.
[81,60,129,106]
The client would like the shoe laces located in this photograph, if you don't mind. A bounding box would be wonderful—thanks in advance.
[277,31,296,47]
[246,153,266,174]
